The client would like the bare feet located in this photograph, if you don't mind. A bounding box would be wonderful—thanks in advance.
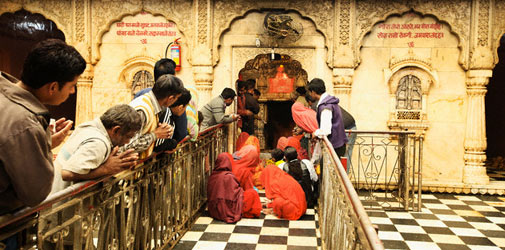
[262,208,274,215]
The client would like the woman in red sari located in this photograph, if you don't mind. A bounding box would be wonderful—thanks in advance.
[223,151,262,218]
[261,164,307,220]
[207,153,244,223]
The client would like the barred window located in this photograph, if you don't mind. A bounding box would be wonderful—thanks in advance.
[396,74,422,110]
[131,70,154,97]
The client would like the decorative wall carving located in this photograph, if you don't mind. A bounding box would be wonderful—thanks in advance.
[212,0,334,66]
[478,0,490,47]
[339,0,351,45]
[198,0,208,45]
[75,0,85,42]
[492,0,505,65]
[356,0,471,68]
[0,0,73,43]
[91,0,193,64]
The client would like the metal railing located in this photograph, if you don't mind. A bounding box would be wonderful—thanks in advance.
[346,130,423,211]
[318,137,384,250]
[0,124,228,250]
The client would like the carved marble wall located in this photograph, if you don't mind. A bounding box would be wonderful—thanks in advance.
[2,0,505,193]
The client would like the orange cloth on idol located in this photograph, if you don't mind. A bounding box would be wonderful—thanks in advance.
[276,137,289,150]
[291,102,318,133]
[261,165,307,220]
[232,145,259,191]
[236,132,249,151]
[242,189,262,218]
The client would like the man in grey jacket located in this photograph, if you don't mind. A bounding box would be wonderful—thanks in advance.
[200,88,239,131]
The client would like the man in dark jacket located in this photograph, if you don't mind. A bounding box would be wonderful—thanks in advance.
[242,79,260,135]
[307,78,348,157]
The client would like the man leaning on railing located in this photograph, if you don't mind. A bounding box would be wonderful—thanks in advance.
[50,105,142,193]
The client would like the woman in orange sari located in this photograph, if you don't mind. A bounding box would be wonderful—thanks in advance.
[261,164,307,220]
[276,136,289,150]
[236,132,249,151]
[242,135,263,188]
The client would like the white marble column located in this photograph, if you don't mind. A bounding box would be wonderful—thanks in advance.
[463,69,491,185]
[75,65,94,126]
[332,68,354,109]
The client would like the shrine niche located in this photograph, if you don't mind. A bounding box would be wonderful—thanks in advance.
[238,54,308,150]
[239,54,307,101]
[384,50,438,134]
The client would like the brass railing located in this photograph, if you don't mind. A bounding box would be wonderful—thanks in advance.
[318,137,384,250]
[0,124,228,250]
[346,130,423,211]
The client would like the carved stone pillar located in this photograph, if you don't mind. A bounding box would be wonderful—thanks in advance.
[75,65,93,125]
[463,69,491,185]
[332,68,354,109]
[193,64,213,106]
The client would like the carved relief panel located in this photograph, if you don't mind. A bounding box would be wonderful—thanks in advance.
[131,70,155,97]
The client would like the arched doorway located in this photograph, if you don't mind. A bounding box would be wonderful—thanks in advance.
[238,53,308,150]
[0,9,75,123]
[485,35,505,179]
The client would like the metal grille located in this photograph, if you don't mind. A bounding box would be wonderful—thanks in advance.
[396,110,421,120]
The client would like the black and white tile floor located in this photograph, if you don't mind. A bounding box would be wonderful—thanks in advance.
[364,192,505,250]
[174,190,505,250]
[174,190,321,250]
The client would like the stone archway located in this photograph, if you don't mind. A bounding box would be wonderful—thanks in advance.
[238,54,308,150]
[485,35,505,177]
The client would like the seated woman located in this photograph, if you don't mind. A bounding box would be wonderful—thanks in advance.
[236,132,249,151]
[242,135,263,188]
[282,146,317,208]
[207,153,244,223]
[261,164,307,220]
[232,145,260,191]
[276,136,289,150]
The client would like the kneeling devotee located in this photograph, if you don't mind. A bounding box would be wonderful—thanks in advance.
[52,105,142,191]
[261,165,307,220]
[207,153,244,223]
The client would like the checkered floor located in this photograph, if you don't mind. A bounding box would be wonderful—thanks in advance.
[364,192,505,250]
[174,190,505,250]
[174,190,321,250]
